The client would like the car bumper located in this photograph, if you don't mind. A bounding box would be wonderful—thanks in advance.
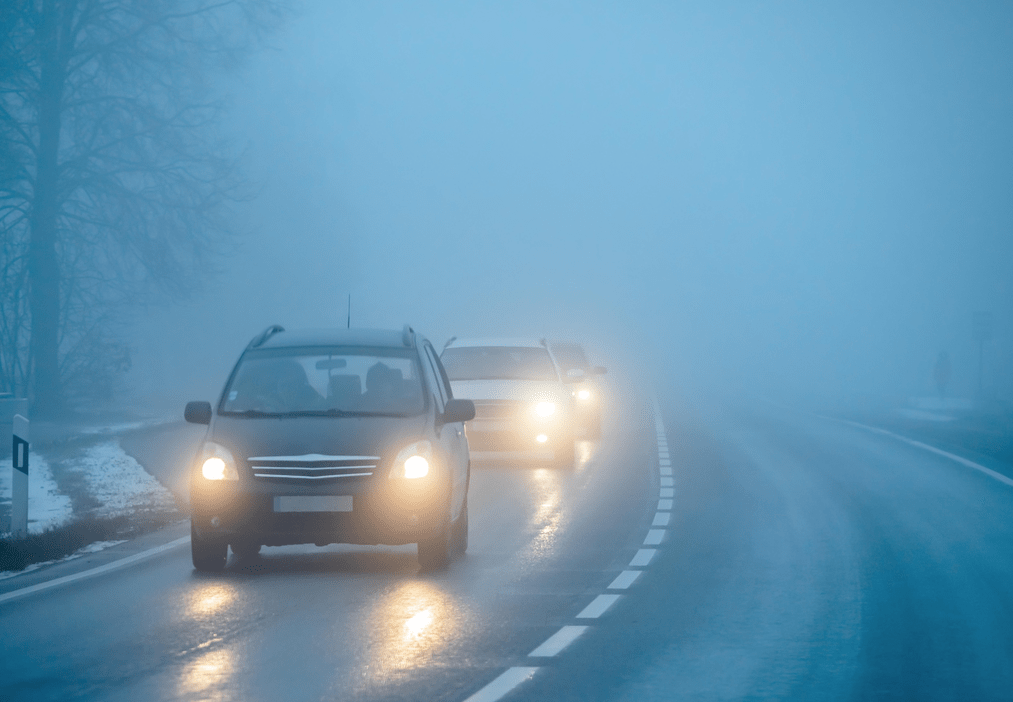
[466,419,573,451]
[190,476,448,546]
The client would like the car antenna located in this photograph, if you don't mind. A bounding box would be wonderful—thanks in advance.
[347,294,351,329]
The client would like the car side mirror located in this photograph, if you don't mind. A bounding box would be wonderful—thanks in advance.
[442,399,475,424]
[565,368,585,383]
[184,401,212,425]
[592,366,607,376]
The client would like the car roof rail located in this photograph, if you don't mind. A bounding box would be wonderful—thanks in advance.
[443,336,457,350]
[402,324,415,347]
[248,324,285,349]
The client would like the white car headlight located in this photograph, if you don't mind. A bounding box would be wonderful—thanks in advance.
[199,442,239,480]
[535,401,556,417]
[390,440,433,480]
[577,389,591,401]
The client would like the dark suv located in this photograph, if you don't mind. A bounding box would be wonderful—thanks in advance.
[184,325,474,572]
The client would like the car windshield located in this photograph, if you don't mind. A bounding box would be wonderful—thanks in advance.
[219,346,425,416]
[551,343,589,372]
[440,346,558,381]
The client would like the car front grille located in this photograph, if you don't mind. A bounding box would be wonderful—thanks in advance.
[247,454,380,481]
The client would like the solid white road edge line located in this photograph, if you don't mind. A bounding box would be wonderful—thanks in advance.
[529,626,589,657]
[577,594,621,619]
[833,417,1013,489]
[463,667,540,702]
[608,570,642,590]
[0,535,191,605]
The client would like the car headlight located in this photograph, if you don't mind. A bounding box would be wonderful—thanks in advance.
[535,401,556,418]
[198,442,239,480]
[577,389,591,401]
[390,440,432,480]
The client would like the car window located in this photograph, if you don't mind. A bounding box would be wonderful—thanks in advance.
[430,346,455,399]
[420,345,447,411]
[220,346,425,416]
[440,346,558,382]
[551,343,589,371]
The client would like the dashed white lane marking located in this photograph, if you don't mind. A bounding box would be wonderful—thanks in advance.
[464,667,540,702]
[834,417,1013,489]
[659,466,672,475]
[529,626,589,657]
[577,594,621,619]
[608,570,642,590]
[660,476,674,487]
[658,499,673,510]
[630,548,656,566]
[0,536,191,606]
[660,487,674,498]
[644,529,665,545]
[652,512,671,527]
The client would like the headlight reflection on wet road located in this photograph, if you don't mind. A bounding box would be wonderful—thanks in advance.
[186,583,238,618]
[354,580,459,694]
[177,647,236,700]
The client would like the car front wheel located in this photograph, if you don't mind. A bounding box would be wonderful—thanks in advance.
[191,522,227,572]
[417,513,452,571]
[450,498,469,555]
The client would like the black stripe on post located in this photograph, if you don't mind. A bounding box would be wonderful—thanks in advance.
[12,435,28,475]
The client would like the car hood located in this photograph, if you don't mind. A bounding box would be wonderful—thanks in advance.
[450,379,569,403]
[209,413,430,464]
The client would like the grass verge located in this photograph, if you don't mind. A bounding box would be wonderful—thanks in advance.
[0,512,179,572]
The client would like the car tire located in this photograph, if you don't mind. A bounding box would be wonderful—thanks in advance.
[230,540,261,559]
[191,522,227,572]
[450,498,469,555]
[417,514,452,571]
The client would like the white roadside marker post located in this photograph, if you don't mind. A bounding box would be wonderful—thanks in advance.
[11,414,29,539]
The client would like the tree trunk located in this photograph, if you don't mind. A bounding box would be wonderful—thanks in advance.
[28,0,66,418]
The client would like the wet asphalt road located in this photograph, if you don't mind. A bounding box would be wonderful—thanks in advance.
[1,395,1012,701]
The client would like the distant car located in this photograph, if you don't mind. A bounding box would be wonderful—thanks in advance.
[549,341,607,438]
[440,338,579,467]
[184,325,475,572]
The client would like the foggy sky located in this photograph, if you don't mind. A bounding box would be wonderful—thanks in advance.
[130,1,1013,409]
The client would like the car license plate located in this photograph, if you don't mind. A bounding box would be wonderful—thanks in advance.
[273,496,353,513]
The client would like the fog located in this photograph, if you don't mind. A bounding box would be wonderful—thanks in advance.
[128,1,1013,412]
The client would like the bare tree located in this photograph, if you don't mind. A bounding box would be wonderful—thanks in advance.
[0,0,286,415]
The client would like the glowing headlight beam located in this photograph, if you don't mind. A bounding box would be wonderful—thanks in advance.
[403,455,430,479]
[202,457,227,480]
[577,389,591,400]
[535,402,556,417]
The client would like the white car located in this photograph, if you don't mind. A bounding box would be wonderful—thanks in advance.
[440,338,580,467]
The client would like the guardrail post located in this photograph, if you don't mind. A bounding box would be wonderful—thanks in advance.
[11,414,29,539]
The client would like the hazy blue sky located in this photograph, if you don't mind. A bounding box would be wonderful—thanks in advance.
[132,1,1013,407]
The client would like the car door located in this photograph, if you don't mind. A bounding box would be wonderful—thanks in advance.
[421,343,468,518]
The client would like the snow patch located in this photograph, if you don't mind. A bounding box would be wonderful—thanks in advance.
[73,441,176,516]
[0,453,74,533]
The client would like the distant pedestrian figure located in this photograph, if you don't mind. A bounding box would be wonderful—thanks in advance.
[934,351,951,397]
